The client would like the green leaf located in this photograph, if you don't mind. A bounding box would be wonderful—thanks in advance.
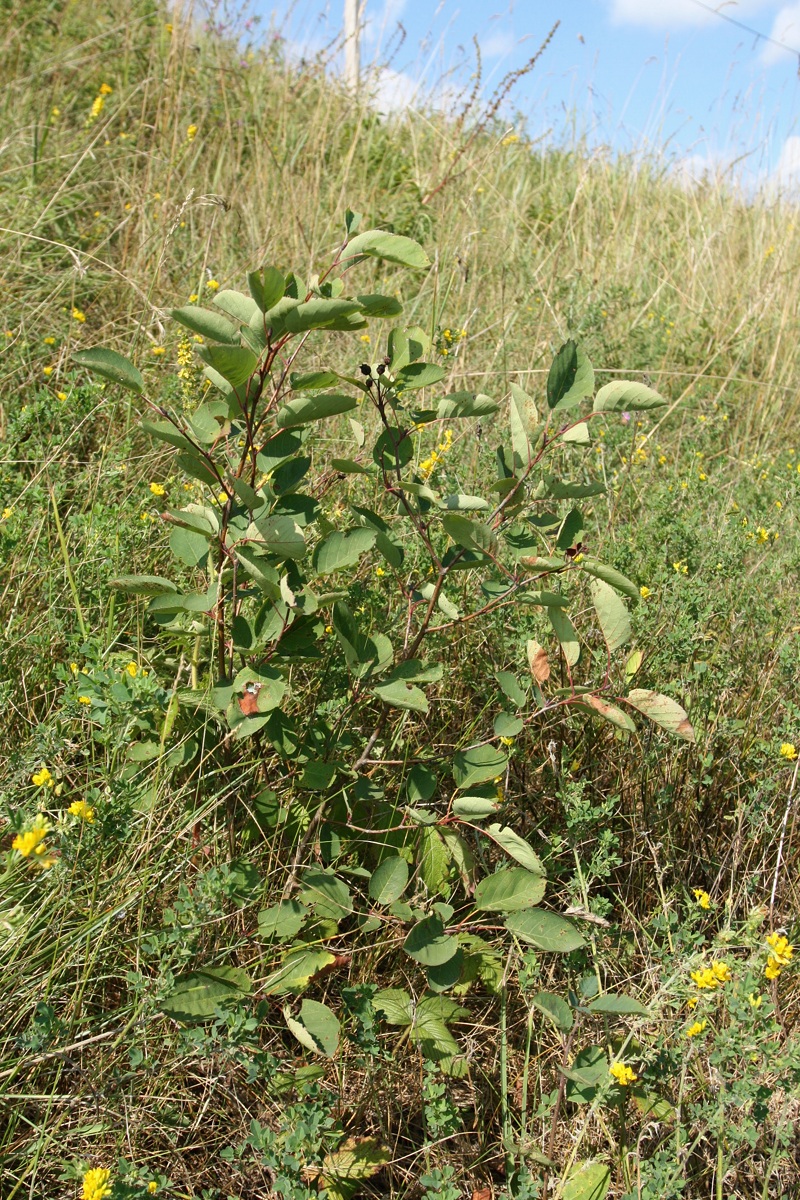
[473,868,546,912]
[258,900,308,942]
[509,383,535,473]
[196,344,258,388]
[438,494,490,512]
[436,392,498,419]
[343,229,430,268]
[426,950,464,993]
[161,966,252,1022]
[419,827,453,898]
[625,688,695,741]
[587,993,650,1017]
[330,458,372,475]
[561,1160,611,1200]
[484,824,545,874]
[373,988,413,1025]
[373,426,413,469]
[263,947,336,996]
[590,578,631,653]
[493,712,523,738]
[593,380,666,413]
[452,796,499,819]
[546,340,594,411]
[549,608,580,666]
[442,514,499,558]
[404,916,459,966]
[171,305,240,343]
[505,909,585,952]
[213,289,259,323]
[396,362,446,390]
[284,999,340,1057]
[290,369,339,391]
[496,670,527,708]
[356,293,403,317]
[580,560,640,600]
[563,1045,606,1104]
[253,513,306,559]
[72,347,144,394]
[299,868,353,920]
[453,745,507,789]
[319,1137,391,1199]
[530,991,574,1031]
[110,575,178,595]
[284,298,364,333]
[312,527,377,574]
[277,392,358,427]
[248,266,286,312]
[369,857,409,905]
[372,679,429,713]
[170,525,210,567]
[140,419,194,451]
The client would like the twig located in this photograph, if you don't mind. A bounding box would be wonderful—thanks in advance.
[769,754,800,914]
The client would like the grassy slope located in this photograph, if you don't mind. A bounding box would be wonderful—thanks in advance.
[1,1,799,1197]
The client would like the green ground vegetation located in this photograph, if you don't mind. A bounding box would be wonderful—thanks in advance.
[1,2,799,1199]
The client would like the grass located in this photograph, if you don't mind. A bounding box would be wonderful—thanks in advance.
[1,2,799,1199]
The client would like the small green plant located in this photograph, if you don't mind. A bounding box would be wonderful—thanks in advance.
[67,210,700,1197]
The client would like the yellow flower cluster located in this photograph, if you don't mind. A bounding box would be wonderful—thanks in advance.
[686,1019,707,1038]
[690,961,731,989]
[82,1167,112,1200]
[87,83,113,123]
[12,814,55,868]
[609,1061,637,1086]
[672,560,688,575]
[420,428,453,479]
[693,888,711,910]
[68,800,95,822]
[439,327,467,358]
[72,307,86,323]
[149,482,166,497]
[186,124,198,141]
[501,132,520,146]
[32,767,54,789]
[639,585,651,599]
[779,742,797,761]
[765,932,794,980]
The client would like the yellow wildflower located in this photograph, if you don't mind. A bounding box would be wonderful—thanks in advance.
[779,743,797,761]
[149,482,166,497]
[360,334,371,343]
[687,996,698,1009]
[72,307,86,323]
[375,566,386,577]
[186,124,198,141]
[765,958,782,981]
[501,132,520,146]
[205,279,219,291]
[1,507,13,520]
[51,106,61,117]
[499,736,514,746]
[32,767,54,789]
[151,346,166,356]
[82,1167,112,1200]
[693,888,711,910]
[99,83,113,96]
[148,1185,158,1196]
[189,293,199,303]
[691,962,730,989]
[686,1020,707,1038]
[711,961,731,983]
[77,695,92,705]
[57,391,68,401]
[125,662,138,677]
[44,336,56,345]
[43,366,53,377]
[609,1061,637,1086]
[12,815,54,867]
[748,993,763,1008]
[673,560,688,575]
[639,586,651,599]
[766,932,794,966]
[68,800,95,822]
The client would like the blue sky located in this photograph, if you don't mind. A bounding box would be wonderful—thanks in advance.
[263,1,800,190]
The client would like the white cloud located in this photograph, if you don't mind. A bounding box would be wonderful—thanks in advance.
[480,29,518,59]
[761,3,800,63]
[366,65,461,114]
[772,134,800,189]
[608,0,771,30]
